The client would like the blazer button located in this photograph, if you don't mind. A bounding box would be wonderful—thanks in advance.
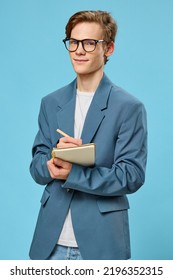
[67,188,70,192]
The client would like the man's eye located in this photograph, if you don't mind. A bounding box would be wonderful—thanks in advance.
[70,40,78,45]
[84,40,95,46]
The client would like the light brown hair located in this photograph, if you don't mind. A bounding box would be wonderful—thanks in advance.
[65,10,117,41]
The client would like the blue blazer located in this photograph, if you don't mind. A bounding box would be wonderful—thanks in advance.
[29,74,147,260]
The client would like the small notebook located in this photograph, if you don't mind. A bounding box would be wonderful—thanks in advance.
[51,143,96,166]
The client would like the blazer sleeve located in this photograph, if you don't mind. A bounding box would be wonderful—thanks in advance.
[62,102,147,196]
[29,99,55,185]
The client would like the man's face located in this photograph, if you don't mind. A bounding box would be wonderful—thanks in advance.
[69,22,106,76]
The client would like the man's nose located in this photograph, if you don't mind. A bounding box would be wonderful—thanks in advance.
[76,41,85,53]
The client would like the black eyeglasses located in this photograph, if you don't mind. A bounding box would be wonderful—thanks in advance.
[63,38,107,53]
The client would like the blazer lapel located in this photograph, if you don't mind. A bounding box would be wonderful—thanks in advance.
[56,80,77,137]
[81,103,105,144]
[81,74,113,144]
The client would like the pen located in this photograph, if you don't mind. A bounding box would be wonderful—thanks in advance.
[56,128,70,137]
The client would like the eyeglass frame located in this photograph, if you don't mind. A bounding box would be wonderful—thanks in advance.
[63,37,108,53]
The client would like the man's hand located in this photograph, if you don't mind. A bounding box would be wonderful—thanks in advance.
[47,158,72,180]
[47,136,82,180]
[57,136,82,149]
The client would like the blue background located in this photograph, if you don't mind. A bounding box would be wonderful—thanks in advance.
[0,0,173,260]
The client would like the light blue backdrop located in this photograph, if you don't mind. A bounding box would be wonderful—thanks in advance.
[0,0,173,260]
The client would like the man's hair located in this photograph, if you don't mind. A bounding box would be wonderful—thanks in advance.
[65,10,118,64]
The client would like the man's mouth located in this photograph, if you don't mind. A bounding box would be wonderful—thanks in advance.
[74,59,88,64]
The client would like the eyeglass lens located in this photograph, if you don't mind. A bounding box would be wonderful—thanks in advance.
[66,39,97,52]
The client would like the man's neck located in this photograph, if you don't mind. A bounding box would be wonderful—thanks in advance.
[77,71,103,92]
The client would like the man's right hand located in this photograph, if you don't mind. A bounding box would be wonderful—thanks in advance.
[47,136,82,180]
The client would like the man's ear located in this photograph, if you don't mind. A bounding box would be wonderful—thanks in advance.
[105,41,115,58]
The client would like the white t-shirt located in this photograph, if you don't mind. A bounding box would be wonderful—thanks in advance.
[58,89,95,247]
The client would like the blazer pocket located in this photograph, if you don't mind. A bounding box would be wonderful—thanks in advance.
[97,196,130,213]
[40,189,50,207]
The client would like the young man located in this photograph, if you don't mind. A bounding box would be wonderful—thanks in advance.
[29,10,147,260]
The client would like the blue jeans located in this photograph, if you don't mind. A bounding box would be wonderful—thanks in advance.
[47,245,83,260]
